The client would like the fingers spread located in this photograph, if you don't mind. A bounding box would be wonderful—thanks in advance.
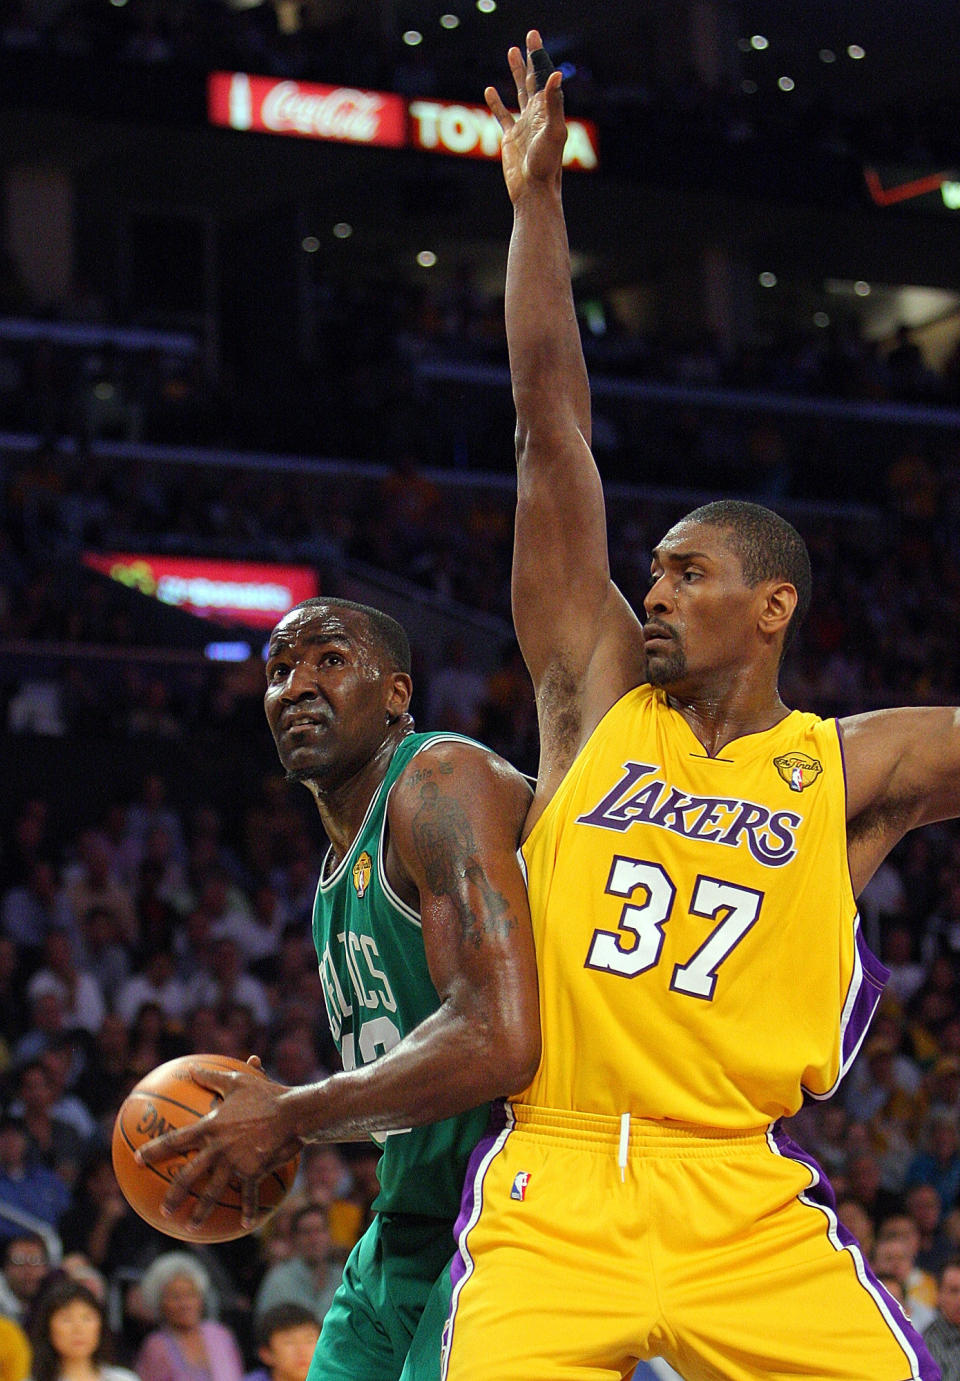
[484,85,512,127]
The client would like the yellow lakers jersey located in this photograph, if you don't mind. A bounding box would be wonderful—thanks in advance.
[518,685,887,1128]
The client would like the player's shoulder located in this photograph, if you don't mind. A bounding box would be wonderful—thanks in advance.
[392,734,532,808]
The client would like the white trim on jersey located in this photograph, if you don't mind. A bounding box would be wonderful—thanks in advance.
[317,774,389,892]
[378,732,482,929]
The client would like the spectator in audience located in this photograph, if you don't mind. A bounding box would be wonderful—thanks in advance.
[230,883,288,970]
[292,1145,362,1259]
[28,1276,137,1381]
[0,1233,49,1326]
[874,1213,939,1329]
[880,923,928,1010]
[265,1025,328,1092]
[252,1205,341,1329]
[908,1182,954,1275]
[25,930,106,1037]
[125,1002,183,1082]
[124,775,187,873]
[183,937,271,1036]
[923,1256,960,1381]
[115,949,189,1029]
[6,1059,89,1186]
[75,906,131,1000]
[845,1148,904,1230]
[0,1118,70,1242]
[58,1150,164,1285]
[1,861,71,972]
[135,1254,244,1381]
[178,868,252,958]
[240,1304,318,1381]
[254,936,324,1039]
[72,1015,135,1126]
[906,1107,960,1212]
[62,831,137,947]
[836,1197,877,1260]
[0,800,51,893]
[36,1042,96,1142]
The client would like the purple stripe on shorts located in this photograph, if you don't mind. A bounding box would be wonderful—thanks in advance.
[450,1099,510,1292]
[772,1125,940,1380]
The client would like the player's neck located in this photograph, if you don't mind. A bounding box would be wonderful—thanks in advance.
[665,673,790,758]
[310,727,404,862]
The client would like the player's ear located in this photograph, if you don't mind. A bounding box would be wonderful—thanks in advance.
[758,581,797,641]
[386,672,413,719]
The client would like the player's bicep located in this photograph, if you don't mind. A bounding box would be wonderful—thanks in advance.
[843,706,960,829]
[389,748,537,1022]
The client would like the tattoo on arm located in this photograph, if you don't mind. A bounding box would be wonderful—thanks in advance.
[412,782,517,946]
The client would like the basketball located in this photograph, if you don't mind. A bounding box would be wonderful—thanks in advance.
[111,1053,300,1243]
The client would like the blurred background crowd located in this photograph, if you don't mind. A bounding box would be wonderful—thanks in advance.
[5,0,960,1377]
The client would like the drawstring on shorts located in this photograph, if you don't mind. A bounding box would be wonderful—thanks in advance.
[618,1112,630,1181]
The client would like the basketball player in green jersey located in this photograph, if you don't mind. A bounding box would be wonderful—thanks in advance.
[136,596,540,1381]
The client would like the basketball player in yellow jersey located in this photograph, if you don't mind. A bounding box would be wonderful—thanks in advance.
[440,31,954,1381]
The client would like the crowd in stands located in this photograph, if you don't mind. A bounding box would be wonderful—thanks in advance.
[3,241,960,491]
[5,427,960,763]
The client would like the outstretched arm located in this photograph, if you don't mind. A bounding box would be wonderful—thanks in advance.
[136,743,539,1230]
[486,33,643,790]
[841,706,960,893]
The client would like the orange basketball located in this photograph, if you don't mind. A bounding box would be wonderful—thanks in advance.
[111,1053,300,1243]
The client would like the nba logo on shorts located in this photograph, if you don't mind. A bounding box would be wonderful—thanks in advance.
[510,1170,531,1201]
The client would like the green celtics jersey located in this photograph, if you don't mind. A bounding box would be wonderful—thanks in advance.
[312,731,491,1219]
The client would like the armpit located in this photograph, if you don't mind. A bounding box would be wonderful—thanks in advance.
[536,656,582,761]
[847,791,919,847]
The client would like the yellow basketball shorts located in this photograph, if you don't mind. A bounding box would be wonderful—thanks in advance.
[440,1104,938,1381]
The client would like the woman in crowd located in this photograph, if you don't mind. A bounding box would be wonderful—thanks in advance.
[133,1255,243,1381]
[29,1277,138,1381]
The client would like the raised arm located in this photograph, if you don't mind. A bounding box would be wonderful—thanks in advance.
[840,705,960,894]
[485,32,644,776]
[136,743,539,1230]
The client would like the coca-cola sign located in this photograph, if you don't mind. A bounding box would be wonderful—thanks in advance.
[207,72,598,169]
[207,72,407,147]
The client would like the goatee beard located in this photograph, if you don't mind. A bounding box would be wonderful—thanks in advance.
[285,767,322,785]
[646,648,688,686]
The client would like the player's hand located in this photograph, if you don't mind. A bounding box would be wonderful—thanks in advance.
[135,1060,301,1231]
[484,29,566,203]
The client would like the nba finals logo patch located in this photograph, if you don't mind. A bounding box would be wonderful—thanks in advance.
[774,753,822,793]
[510,1171,532,1202]
[352,851,372,899]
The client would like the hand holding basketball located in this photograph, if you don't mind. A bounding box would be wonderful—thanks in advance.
[112,1053,301,1242]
